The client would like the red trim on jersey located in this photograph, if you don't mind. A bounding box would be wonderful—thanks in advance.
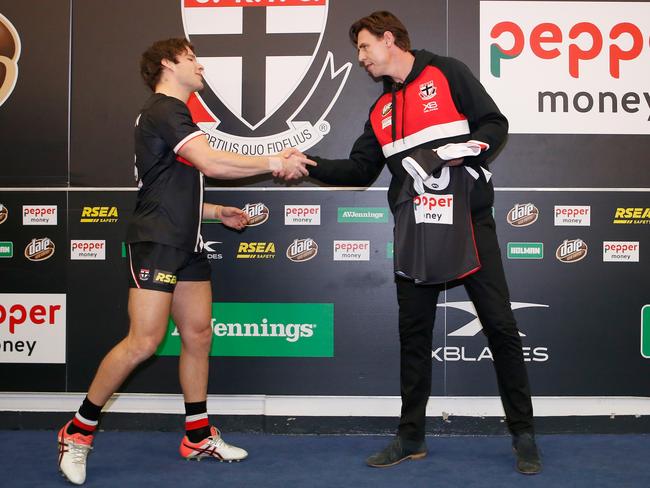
[176,155,195,167]
[187,93,216,124]
[456,211,482,280]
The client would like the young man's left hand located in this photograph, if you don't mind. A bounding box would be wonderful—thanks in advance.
[220,206,249,230]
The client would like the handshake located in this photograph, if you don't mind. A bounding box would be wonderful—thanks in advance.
[269,148,317,181]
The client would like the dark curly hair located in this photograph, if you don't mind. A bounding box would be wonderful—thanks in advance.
[140,38,195,91]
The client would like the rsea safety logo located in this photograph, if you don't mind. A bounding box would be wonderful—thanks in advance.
[0,13,21,108]
[286,238,318,262]
[603,241,639,262]
[156,302,334,357]
[243,202,269,226]
[435,301,549,362]
[556,238,588,263]
[481,2,650,134]
[642,305,650,358]
[22,205,57,225]
[554,206,590,226]
[338,207,389,223]
[80,206,118,223]
[507,203,539,227]
[333,240,370,261]
[0,294,66,363]
[237,242,276,259]
[70,240,106,260]
[613,207,650,224]
[0,241,13,258]
[507,242,543,259]
[24,238,55,262]
[182,0,351,155]
[0,204,7,224]
[285,205,321,225]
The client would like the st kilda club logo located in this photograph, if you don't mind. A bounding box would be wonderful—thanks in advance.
[181,0,351,156]
[0,13,21,107]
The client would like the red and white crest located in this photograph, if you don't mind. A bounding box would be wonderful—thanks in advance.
[181,0,328,130]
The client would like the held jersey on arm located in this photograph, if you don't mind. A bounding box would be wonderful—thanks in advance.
[126,94,206,252]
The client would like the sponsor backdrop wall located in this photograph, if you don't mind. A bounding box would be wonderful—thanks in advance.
[0,0,649,418]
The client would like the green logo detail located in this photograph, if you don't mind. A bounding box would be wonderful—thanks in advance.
[642,305,650,359]
[386,242,394,259]
[338,207,389,223]
[0,241,13,258]
[121,242,126,258]
[156,302,334,357]
[507,242,543,259]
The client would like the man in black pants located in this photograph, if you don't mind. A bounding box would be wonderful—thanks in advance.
[307,11,541,474]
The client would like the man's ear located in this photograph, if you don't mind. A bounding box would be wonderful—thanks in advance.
[383,31,395,47]
[160,58,175,71]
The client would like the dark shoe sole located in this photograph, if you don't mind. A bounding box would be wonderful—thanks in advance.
[366,451,427,468]
[512,447,542,475]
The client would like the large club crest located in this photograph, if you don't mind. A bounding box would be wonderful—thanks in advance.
[181,0,350,154]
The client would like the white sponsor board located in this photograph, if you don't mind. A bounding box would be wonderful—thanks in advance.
[70,240,106,260]
[285,205,321,225]
[0,294,66,363]
[480,2,650,134]
[22,205,57,225]
[603,241,639,262]
[333,240,370,261]
[414,194,453,224]
[554,205,591,226]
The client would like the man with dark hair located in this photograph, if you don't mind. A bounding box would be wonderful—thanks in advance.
[308,11,541,474]
[56,38,314,485]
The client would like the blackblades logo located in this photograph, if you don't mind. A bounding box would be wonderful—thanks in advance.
[80,206,119,223]
[419,80,436,100]
[435,301,549,362]
[25,238,55,262]
[613,207,650,224]
[237,242,276,259]
[556,238,588,263]
[286,238,318,262]
[181,0,351,155]
[243,202,269,226]
[0,204,7,225]
[507,203,539,227]
[0,13,21,107]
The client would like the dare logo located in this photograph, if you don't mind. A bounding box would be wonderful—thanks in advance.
[0,204,7,225]
[243,202,270,226]
[507,203,539,227]
[24,238,55,262]
[556,238,588,263]
[286,238,318,262]
[0,13,21,107]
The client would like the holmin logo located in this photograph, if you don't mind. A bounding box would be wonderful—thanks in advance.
[156,302,334,357]
[481,2,650,134]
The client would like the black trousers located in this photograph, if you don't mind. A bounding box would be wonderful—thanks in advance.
[396,213,534,442]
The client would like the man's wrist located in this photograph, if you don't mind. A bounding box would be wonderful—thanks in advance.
[268,156,282,172]
[214,205,223,220]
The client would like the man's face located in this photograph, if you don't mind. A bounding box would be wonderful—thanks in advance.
[356,29,392,78]
[172,48,204,91]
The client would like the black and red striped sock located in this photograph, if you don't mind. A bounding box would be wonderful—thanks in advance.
[185,401,211,443]
[66,396,102,436]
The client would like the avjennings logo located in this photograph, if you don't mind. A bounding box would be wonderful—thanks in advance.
[0,13,21,107]
[243,202,269,226]
[338,207,389,223]
[182,0,351,154]
[287,238,318,262]
[556,238,588,263]
[25,238,55,262]
[507,203,539,227]
[436,301,549,362]
[157,302,334,357]
[481,2,650,134]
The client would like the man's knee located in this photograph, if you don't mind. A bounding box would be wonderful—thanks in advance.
[182,322,213,350]
[124,334,162,364]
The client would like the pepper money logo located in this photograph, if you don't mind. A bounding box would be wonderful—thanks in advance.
[181,0,351,155]
[0,13,21,108]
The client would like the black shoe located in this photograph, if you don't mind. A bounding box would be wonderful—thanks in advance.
[512,432,542,475]
[366,436,427,468]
